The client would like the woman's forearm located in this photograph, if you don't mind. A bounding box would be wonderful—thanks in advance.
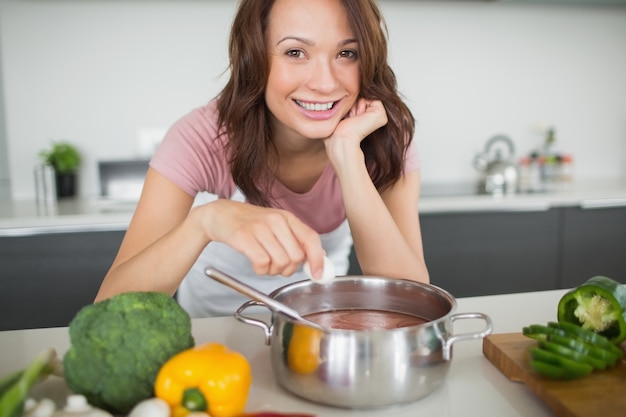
[95,206,210,301]
[332,149,428,282]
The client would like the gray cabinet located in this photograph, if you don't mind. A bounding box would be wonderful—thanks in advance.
[0,230,124,331]
[560,206,626,287]
[348,205,626,298]
[420,209,561,298]
[3,205,624,330]
[419,206,626,297]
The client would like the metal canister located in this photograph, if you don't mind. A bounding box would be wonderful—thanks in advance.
[34,164,57,209]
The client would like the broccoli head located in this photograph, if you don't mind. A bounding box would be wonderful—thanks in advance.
[63,291,195,415]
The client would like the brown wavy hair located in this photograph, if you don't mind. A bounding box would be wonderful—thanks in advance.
[216,0,415,207]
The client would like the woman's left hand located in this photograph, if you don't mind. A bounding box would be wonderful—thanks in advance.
[328,98,387,142]
[323,98,387,165]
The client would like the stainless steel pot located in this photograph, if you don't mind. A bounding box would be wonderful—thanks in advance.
[233,276,493,409]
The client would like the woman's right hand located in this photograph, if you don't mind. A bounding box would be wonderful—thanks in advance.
[196,199,326,278]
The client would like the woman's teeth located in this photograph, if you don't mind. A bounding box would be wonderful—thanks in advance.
[295,100,335,111]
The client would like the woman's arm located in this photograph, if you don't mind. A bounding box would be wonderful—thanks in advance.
[353,169,428,282]
[324,99,429,283]
[95,168,205,300]
[95,167,326,301]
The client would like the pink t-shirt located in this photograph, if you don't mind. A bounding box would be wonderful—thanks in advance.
[150,100,420,234]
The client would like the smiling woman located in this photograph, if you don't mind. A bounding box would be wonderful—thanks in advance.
[95,0,429,319]
[264,0,360,142]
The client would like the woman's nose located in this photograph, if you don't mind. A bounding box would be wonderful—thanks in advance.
[306,58,339,93]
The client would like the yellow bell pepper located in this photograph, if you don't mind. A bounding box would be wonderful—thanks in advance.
[287,324,322,375]
[154,342,252,417]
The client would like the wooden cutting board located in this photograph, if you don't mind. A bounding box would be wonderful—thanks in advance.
[482,333,626,417]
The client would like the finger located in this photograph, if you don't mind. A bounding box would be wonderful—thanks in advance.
[349,98,367,117]
[247,211,306,276]
[286,216,325,279]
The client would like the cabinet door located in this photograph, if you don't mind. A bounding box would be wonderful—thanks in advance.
[420,209,561,298]
[0,230,124,331]
[561,206,626,288]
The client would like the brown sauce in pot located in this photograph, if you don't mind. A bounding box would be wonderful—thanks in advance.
[304,309,429,330]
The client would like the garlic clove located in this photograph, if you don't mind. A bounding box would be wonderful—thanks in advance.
[127,397,170,417]
[24,398,56,417]
[303,256,335,284]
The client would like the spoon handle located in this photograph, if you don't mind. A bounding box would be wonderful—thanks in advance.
[204,266,305,322]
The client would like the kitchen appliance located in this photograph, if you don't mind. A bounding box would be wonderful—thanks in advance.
[205,267,493,409]
[98,159,149,201]
[474,135,519,195]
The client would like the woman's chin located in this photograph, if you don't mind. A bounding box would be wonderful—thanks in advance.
[298,123,340,141]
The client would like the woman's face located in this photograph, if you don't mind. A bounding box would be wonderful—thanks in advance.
[265,0,360,142]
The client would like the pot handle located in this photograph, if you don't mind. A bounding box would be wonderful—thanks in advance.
[443,312,493,360]
[234,300,274,345]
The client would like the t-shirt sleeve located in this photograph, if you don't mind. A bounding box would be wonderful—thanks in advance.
[403,138,420,174]
[150,102,233,198]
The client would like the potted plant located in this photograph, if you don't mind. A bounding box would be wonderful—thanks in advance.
[39,140,82,198]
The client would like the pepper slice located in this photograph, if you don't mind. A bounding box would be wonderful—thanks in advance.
[529,347,593,380]
[546,333,618,367]
[557,276,626,345]
[547,321,624,359]
[524,323,620,364]
[530,359,584,380]
[538,339,607,370]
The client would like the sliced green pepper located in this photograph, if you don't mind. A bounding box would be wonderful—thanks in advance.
[529,360,577,380]
[546,333,617,367]
[529,347,593,380]
[547,321,624,358]
[538,339,607,370]
[557,276,626,345]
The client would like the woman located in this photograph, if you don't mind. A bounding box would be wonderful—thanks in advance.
[95,0,429,317]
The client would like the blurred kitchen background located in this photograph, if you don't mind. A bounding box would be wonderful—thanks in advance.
[2,0,626,331]
[0,0,625,201]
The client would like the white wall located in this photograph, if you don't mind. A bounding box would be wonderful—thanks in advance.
[1,0,625,200]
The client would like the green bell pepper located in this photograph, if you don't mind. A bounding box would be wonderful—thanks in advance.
[557,276,626,345]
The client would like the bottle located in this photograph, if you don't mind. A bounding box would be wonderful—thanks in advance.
[518,156,531,193]
[34,163,57,211]
[559,154,574,190]
[528,152,544,193]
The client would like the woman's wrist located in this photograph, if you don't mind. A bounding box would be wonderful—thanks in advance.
[188,201,220,245]
[325,137,365,176]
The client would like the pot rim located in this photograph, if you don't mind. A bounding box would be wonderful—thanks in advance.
[266,275,459,334]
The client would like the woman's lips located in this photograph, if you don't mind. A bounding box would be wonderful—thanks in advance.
[293,99,341,120]
[295,99,336,111]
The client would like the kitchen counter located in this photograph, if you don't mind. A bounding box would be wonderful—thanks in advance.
[1,179,625,236]
[0,289,572,417]
[419,178,626,213]
[0,198,134,236]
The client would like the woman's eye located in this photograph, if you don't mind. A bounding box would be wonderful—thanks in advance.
[339,49,358,60]
[286,49,305,59]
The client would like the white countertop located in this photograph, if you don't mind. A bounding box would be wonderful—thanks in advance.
[0,289,571,417]
[419,178,626,214]
[1,179,625,235]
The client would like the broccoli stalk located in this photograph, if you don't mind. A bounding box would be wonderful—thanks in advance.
[573,293,618,333]
[0,348,64,417]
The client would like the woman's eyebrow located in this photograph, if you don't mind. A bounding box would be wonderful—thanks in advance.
[276,36,358,47]
[276,36,314,46]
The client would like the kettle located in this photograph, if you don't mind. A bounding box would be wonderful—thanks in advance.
[473,135,519,195]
